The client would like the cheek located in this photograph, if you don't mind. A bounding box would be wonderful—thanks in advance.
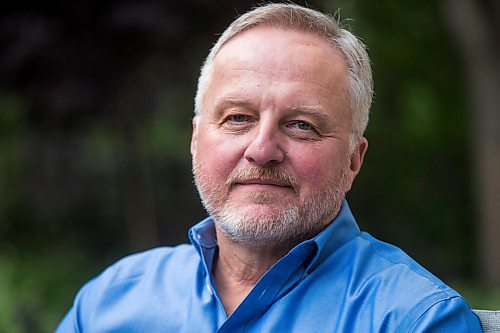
[196,131,244,178]
[290,146,346,186]
[292,151,324,181]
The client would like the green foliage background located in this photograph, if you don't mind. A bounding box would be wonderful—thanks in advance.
[0,1,498,331]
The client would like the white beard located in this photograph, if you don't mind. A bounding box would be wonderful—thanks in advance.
[192,162,350,247]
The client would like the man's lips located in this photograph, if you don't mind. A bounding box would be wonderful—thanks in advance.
[234,178,294,188]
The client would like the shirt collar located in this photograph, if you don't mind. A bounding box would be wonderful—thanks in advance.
[188,200,360,272]
[304,200,361,273]
[189,216,217,249]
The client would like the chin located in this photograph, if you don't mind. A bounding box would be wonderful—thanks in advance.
[214,203,315,247]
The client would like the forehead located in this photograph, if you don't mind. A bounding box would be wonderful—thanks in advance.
[204,26,350,119]
[214,25,348,83]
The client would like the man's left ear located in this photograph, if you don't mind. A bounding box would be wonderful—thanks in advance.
[350,137,368,176]
[190,116,199,156]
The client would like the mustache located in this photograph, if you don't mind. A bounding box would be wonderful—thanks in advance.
[226,166,299,192]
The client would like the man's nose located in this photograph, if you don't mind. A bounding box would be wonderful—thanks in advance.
[243,124,285,165]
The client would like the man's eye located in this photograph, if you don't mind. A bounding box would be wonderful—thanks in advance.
[294,121,313,131]
[220,114,254,132]
[230,114,249,122]
[284,120,321,140]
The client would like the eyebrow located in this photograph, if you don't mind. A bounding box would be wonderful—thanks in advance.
[216,97,253,108]
[212,98,255,116]
[212,98,334,123]
[288,106,332,123]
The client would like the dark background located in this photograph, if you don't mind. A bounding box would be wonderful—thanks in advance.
[1,0,499,331]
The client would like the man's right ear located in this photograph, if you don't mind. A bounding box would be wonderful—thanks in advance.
[190,116,199,156]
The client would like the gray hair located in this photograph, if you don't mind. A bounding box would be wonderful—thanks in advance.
[194,3,373,144]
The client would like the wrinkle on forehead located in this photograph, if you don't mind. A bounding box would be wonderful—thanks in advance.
[203,26,352,128]
[211,27,349,100]
[214,26,348,76]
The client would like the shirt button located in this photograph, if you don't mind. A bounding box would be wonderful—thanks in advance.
[206,283,213,295]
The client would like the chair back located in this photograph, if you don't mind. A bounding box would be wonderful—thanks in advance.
[473,310,500,333]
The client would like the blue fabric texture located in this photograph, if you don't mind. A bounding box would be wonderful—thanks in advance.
[56,201,482,332]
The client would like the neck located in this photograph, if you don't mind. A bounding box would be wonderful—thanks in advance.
[212,228,291,316]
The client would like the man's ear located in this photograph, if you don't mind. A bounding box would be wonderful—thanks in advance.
[350,137,368,176]
[190,116,199,156]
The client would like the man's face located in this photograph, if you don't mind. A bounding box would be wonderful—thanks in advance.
[191,26,367,247]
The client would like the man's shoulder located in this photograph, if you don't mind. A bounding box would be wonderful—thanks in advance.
[102,244,197,282]
[309,232,481,331]
[78,244,198,300]
[59,244,202,332]
[352,233,473,324]
[348,232,459,300]
[357,232,457,293]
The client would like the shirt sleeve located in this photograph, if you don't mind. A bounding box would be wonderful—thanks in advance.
[409,296,483,333]
[54,275,99,333]
[55,307,80,333]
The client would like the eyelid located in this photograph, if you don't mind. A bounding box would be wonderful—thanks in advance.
[291,119,311,126]
[286,119,317,131]
[282,121,322,142]
[218,111,256,130]
[224,112,254,122]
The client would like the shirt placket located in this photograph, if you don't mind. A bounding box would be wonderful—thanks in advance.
[215,251,311,333]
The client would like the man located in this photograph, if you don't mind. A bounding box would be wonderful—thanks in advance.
[57,3,482,332]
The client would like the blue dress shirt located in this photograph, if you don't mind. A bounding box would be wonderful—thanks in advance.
[56,201,482,332]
